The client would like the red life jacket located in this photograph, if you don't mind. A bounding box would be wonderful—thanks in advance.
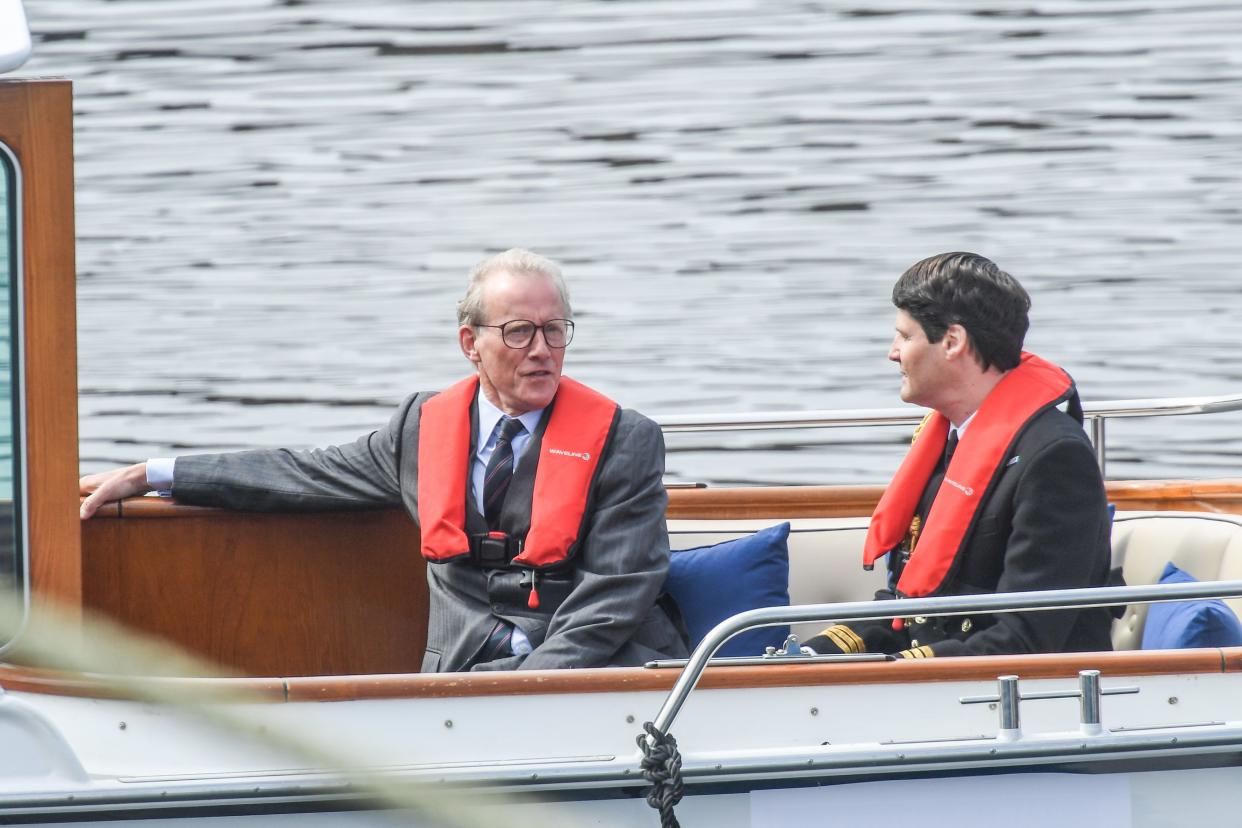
[417,375,618,569]
[863,352,1075,599]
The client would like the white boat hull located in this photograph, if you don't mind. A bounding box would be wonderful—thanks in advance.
[4,666,1242,826]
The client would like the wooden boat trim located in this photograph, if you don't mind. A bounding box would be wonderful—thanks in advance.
[283,649,1229,701]
[664,479,1242,518]
[1,648,1231,703]
[0,664,289,701]
[0,80,80,618]
[90,477,1242,522]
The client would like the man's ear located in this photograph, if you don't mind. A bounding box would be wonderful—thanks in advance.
[459,325,481,365]
[941,323,970,361]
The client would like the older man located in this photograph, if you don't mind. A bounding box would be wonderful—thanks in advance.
[808,252,1114,658]
[80,249,688,672]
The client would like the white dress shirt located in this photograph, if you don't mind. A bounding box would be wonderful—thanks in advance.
[952,411,976,438]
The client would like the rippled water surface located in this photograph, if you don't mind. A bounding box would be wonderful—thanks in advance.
[17,0,1242,484]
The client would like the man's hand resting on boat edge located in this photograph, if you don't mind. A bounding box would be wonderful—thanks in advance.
[80,463,152,519]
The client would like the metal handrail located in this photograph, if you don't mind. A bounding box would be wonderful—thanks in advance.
[653,391,1242,432]
[652,391,1242,477]
[649,579,1242,737]
[655,407,926,432]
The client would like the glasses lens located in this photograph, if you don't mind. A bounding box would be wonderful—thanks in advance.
[544,320,573,348]
[500,321,536,348]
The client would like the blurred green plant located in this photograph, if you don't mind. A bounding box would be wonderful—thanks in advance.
[0,590,630,828]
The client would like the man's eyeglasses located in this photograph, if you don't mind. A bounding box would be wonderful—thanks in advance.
[478,318,575,349]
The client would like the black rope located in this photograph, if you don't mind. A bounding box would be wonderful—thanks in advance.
[637,721,684,828]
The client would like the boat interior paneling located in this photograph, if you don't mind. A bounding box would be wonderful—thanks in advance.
[79,505,427,676]
[69,486,1242,681]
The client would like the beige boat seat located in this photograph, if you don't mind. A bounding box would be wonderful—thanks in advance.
[668,517,881,642]
[1109,512,1242,650]
[669,511,1242,651]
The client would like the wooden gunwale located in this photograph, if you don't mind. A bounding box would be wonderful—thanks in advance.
[664,479,1242,519]
[1,648,1232,703]
[91,478,1242,521]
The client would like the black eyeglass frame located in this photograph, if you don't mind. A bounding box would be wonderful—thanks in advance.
[477,318,575,349]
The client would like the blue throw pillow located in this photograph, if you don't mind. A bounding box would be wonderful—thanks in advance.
[1142,562,1242,649]
[664,522,791,657]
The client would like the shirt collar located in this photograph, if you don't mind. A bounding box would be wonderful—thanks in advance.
[476,388,545,444]
[953,411,977,438]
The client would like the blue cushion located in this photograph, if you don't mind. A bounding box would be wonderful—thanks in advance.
[665,522,791,657]
[1142,562,1242,649]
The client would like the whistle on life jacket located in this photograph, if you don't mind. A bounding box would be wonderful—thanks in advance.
[520,568,541,610]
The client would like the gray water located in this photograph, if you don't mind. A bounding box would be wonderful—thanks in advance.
[16,0,1242,485]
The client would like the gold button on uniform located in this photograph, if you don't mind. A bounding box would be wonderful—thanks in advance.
[961,618,973,633]
[913,616,927,625]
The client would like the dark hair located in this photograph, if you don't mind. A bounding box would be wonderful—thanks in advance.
[892,252,1030,372]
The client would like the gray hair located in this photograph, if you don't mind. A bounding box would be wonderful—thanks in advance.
[456,248,572,326]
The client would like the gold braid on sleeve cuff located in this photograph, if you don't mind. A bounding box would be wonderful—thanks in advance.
[818,624,865,655]
[897,645,935,659]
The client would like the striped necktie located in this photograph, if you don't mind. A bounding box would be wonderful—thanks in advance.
[482,417,525,530]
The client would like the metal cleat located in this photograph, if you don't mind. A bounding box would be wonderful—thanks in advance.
[763,634,816,659]
[959,670,1140,740]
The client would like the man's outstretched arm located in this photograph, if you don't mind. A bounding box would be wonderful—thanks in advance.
[78,392,421,520]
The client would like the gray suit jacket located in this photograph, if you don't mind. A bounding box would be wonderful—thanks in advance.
[172,386,689,672]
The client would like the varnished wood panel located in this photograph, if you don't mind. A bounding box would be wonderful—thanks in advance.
[80,509,428,677]
[75,477,1242,678]
[0,81,80,619]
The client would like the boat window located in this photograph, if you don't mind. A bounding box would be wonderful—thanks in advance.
[0,142,25,645]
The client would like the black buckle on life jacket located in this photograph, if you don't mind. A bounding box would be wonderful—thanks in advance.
[469,531,522,569]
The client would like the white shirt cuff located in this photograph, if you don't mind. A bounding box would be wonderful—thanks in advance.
[146,457,176,494]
